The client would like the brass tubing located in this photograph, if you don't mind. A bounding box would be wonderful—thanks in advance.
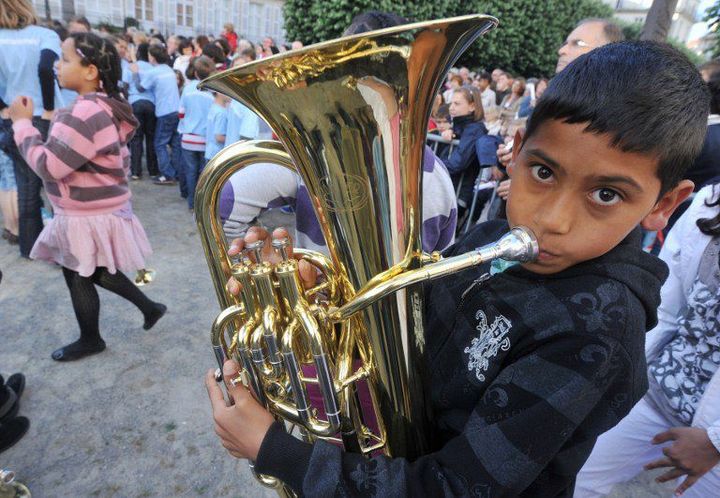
[295,304,342,435]
[331,226,538,321]
[210,304,245,370]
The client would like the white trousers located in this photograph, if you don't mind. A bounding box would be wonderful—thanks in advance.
[575,397,720,498]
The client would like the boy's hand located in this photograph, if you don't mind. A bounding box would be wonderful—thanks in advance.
[8,96,33,122]
[226,227,317,296]
[130,62,139,73]
[205,360,274,461]
[441,129,454,141]
[644,427,720,496]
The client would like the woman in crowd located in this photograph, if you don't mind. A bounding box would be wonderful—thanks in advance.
[442,73,463,104]
[441,85,487,223]
[499,76,526,135]
[173,37,194,75]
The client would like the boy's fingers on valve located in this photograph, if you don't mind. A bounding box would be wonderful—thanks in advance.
[222,359,253,405]
[205,368,229,411]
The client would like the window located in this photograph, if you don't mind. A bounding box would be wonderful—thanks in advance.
[176,1,193,27]
[248,2,263,41]
[135,0,153,22]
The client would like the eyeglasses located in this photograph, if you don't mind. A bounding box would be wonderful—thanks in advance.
[559,39,592,50]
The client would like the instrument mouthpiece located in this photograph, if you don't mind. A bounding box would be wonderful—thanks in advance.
[497,226,539,263]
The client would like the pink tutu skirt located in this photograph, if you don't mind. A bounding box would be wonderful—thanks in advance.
[30,211,152,277]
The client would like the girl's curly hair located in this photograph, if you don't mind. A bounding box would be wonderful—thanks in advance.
[70,32,123,101]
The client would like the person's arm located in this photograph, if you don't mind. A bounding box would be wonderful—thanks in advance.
[421,151,457,251]
[38,49,59,112]
[219,163,300,239]
[444,125,482,175]
[214,109,228,144]
[11,100,100,181]
[250,333,628,497]
[132,66,152,94]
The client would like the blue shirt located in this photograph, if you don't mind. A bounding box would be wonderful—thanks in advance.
[182,79,199,97]
[225,100,260,144]
[123,60,154,105]
[0,26,62,116]
[137,63,178,117]
[205,103,228,160]
[178,87,213,136]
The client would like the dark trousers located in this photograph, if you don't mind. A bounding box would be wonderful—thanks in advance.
[182,149,206,209]
[129,99,158,177]
[154,113,186,197]
[1,118,49,258]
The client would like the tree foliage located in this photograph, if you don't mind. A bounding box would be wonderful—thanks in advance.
[283,0,612,76]
[704,1,720,58]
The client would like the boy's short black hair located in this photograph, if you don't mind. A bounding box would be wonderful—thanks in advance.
[193,55,216,81]
[202,43,225,65]
[148,44,171,64]
[436,104,450,121]
[525,41,709,195]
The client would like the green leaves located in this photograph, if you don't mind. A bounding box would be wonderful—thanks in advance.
[703,1,720,58]
[283,0,613,76]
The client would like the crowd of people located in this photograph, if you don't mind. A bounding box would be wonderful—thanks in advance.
[2,1,720,497]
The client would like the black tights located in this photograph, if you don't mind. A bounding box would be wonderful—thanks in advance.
[62,267,156,344]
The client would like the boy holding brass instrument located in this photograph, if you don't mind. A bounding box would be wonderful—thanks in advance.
[205,42,709,496]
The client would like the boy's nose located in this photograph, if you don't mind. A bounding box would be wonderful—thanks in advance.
[535,198,573,235]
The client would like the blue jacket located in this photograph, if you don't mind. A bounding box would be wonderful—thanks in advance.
[443,114,488,205]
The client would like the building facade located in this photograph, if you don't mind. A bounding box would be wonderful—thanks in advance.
[602,0,701,42]
[32,0,287,43]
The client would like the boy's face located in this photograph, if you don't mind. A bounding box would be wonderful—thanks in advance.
[436,118,450,132]
[507,120,693,274]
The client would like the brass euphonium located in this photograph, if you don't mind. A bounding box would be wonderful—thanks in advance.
[195,14,538,496]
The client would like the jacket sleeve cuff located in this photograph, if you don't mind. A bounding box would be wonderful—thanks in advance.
[707,425,720,454]
[254,421,314,494]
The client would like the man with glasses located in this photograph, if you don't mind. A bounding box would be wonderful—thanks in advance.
[495,18,624,202]
[556,18,625,73]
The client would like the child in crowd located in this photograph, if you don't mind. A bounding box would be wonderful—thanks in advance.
[225,50,261,144]
[431,103,452,162]
[576,183,720,497]
[178,56,215,210]
[207,41,708,497]
[8,33,166,361]
[131,44,183,192]
[204,92,229,167]
[122,42,158,180]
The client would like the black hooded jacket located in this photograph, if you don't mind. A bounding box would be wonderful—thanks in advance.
[255,220,667,497]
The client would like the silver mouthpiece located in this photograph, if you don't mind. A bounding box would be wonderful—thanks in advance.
[496,226,539,263]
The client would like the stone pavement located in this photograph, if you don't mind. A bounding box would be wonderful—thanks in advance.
[0,178,670,497]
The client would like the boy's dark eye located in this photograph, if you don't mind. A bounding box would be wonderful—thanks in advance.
[591,188,622,206]
[529,165,553,182]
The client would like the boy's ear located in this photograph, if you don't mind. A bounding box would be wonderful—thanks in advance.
[507,129,525,177]
[640,180,694,232]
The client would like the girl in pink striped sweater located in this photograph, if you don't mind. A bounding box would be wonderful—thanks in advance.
[8,33,166,361]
